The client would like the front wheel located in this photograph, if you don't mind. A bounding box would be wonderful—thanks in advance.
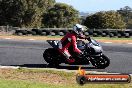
[43,48,61,67]
[91,54,110,69]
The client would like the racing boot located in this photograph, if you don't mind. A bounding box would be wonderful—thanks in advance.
[66,56,75,63]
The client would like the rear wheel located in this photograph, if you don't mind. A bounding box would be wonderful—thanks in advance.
[91,54,110,69]
[43,48,61,67]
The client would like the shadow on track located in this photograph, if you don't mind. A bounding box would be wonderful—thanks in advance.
[11,64,99,70]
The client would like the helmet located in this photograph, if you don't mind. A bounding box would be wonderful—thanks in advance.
[73,24,86,36]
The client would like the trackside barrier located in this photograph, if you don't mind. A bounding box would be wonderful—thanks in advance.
[14,28,132,38]
[0,26,131,38]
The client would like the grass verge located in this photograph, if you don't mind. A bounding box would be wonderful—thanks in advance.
[0,79,132,88]
[0,68,131,88]
[0,35,132,43]
[0,35,132,40]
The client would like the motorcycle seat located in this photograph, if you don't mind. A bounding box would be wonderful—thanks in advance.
[47,40,60,48]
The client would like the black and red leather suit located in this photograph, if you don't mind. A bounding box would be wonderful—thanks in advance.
[58,32,82,60]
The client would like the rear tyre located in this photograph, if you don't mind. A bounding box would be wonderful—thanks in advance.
[43,48,60,67]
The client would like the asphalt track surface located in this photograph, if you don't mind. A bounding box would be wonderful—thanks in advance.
[0,39,132,74]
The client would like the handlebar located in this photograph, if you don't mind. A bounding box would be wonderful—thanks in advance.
[85,37,91,41]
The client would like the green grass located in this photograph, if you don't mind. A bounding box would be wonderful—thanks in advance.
[0,35,132,40]
[0,79,64,88]
[92,37,132,40]
[0,79,131,88]
[17,68,75,79]
[46,35,63,38]
[0,68,132,88]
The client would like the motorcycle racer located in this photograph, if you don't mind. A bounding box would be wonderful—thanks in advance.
[58,24,89,63]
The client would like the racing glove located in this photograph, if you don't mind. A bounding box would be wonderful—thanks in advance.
[85,36,91,41]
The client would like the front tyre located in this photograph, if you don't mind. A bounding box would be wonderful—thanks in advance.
[91,54,110,69]
[43,48,60,67]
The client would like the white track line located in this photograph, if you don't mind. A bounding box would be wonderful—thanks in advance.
[128,43,132,44]
[5,38,12,40]
[28,39,35,40]
[0,65,132,75]
[0,66,19,69]
[104,42,112,44]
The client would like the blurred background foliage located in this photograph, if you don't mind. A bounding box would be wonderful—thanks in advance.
[0,0,131,29]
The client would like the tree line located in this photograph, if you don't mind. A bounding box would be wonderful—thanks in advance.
[0,0,79,28]
[0,0,131,29]
[83,6,132,29]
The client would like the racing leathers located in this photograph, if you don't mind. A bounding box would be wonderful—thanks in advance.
[58,32,82,63]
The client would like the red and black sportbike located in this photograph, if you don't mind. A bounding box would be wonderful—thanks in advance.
[43,37,110,69]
